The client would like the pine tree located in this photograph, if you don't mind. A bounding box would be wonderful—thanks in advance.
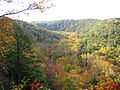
[6,22,33,85]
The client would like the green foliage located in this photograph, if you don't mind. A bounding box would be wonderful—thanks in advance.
[62,77,78,90]
[64,64,73,72]
[87,74,99,85]
[33,19,98,33]
[1,17,120,90]
[32,18,120,89]
[6,22,34,85]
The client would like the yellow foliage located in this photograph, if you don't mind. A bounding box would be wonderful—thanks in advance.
[0,17,15,56]
[99,47,109,54]
[96,87,104,90]
[68,69,80,79]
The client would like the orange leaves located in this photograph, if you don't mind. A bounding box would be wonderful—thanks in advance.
[46,64,56,75]
[46,63,65,76]
[94,55,114,71]
[0,17,13,29]
[105,83,120,90]
[44,56,49,62]
[80,69,92,83]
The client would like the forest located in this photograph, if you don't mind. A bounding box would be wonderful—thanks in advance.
[0,16,120,90]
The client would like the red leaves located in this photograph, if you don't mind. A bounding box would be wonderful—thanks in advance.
[30,84,34,90]
[30,79,44,90]
[33,79,36,84]
[36,83,44,88]
[107,83,119,89]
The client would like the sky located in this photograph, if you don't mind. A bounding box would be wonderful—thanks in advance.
[0,0,120,21]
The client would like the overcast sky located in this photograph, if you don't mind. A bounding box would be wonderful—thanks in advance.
[0,0,120,21]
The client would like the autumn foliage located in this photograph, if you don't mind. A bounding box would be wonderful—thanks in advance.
[0,17,120,90]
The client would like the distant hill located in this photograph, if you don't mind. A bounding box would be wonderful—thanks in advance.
[18,21,62,43]
[0,17,62,44]
[31,19,100,33]
[31,18,120,55]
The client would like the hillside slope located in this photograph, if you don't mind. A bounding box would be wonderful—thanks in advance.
[0,17,120,90]
[32,19,100,33]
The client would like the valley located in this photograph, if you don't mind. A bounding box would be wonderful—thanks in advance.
[0,17,120,90]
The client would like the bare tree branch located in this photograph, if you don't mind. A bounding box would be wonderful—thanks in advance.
[0,0,54,17]
[0,4,33,17]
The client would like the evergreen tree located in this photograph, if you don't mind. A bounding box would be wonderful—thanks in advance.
[6,23,33,85]
[88,74,98,85]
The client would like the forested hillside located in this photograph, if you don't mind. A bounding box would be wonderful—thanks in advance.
[32,19,100,33]
[0,17,120,90]
[33,19,120,59]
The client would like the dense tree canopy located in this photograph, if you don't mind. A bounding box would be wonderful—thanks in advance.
[0,17,120,89]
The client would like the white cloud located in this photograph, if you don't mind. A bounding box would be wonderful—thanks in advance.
[0,0,120,21]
